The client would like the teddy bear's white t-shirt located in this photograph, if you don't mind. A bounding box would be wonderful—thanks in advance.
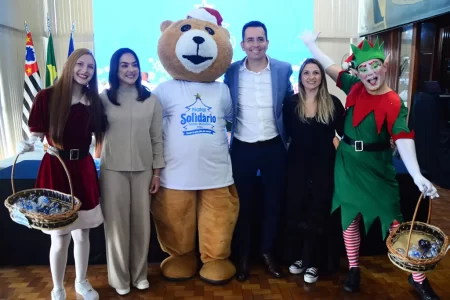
[152,80,234,190]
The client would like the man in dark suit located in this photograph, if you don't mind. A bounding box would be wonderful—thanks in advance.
[224,20,294,281]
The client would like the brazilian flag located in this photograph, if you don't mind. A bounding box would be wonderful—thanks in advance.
[45,33,58,87]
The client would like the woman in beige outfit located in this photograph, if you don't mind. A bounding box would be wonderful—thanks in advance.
[97,48,164,295]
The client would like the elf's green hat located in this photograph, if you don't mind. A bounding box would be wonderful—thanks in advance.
[349,37,385,69]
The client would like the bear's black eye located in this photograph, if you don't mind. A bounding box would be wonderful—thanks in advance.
[205,27,214,35]
[181,24,191,32]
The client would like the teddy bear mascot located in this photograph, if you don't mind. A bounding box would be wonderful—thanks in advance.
[301,31,441,300]
[150,7,239,285]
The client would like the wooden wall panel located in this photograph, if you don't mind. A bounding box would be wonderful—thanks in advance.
[367,29,402,92]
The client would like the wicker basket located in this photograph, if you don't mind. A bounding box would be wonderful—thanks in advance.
[386,192,449,273]
[4,149,82,230]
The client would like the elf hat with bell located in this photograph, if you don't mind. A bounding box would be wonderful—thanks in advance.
[186,7,223,26]
[342,37,385,70]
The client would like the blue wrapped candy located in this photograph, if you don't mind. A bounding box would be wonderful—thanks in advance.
[14,199,26,210]
[24,201,38,212]
[434,239,443,251]
[418,239,432,251]
[13,194,70,216]
[37,206,51,215]
[431,242,440,253]
[38,196,51,207]
[50,202,62,209]
[396,248,406,255]
[48,202,69,215]
[431,248,439,257]
[420,250,432,259]
[408,249,421,259]
[49,207,60,215]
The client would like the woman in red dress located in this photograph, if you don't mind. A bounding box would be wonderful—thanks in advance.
[18,48,106,300]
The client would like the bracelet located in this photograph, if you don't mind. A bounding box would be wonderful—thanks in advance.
[153,175,160,178]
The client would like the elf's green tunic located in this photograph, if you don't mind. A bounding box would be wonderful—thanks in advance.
[331,72,415,239]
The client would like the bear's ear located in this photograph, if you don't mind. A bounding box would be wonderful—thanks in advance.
[160,20,173,33]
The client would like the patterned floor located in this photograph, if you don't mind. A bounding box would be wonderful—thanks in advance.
[1,187,449,300]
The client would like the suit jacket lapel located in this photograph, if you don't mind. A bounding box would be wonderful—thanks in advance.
[270,59,279,115]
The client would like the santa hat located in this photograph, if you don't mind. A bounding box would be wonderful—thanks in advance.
[186,7,223,26]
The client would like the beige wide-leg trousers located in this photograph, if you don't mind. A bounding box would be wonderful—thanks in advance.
[100,168,152,290]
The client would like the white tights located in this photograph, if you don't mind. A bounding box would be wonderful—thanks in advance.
[49,229,90,290]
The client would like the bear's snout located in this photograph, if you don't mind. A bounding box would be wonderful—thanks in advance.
[193,36,205,45]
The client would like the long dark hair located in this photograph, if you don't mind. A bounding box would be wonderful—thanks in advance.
[106,48,150,106]
[49,48,105,149]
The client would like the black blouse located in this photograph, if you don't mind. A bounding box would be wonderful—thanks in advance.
[282,94,345,200]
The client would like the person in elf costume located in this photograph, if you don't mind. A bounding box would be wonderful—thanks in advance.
[301,32,441,300]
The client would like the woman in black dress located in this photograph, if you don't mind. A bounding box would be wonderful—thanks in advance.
[282,58,344,283]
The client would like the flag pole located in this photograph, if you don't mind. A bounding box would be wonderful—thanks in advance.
[45,14,58,87]
[68,21,75,57]
[47,14,51,35]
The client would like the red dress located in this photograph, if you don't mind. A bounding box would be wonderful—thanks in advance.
[28,88,103,234]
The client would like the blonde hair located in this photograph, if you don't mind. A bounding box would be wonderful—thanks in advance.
[296,58,335,124]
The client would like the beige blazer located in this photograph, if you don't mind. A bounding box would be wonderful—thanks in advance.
[99,87,165,171]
